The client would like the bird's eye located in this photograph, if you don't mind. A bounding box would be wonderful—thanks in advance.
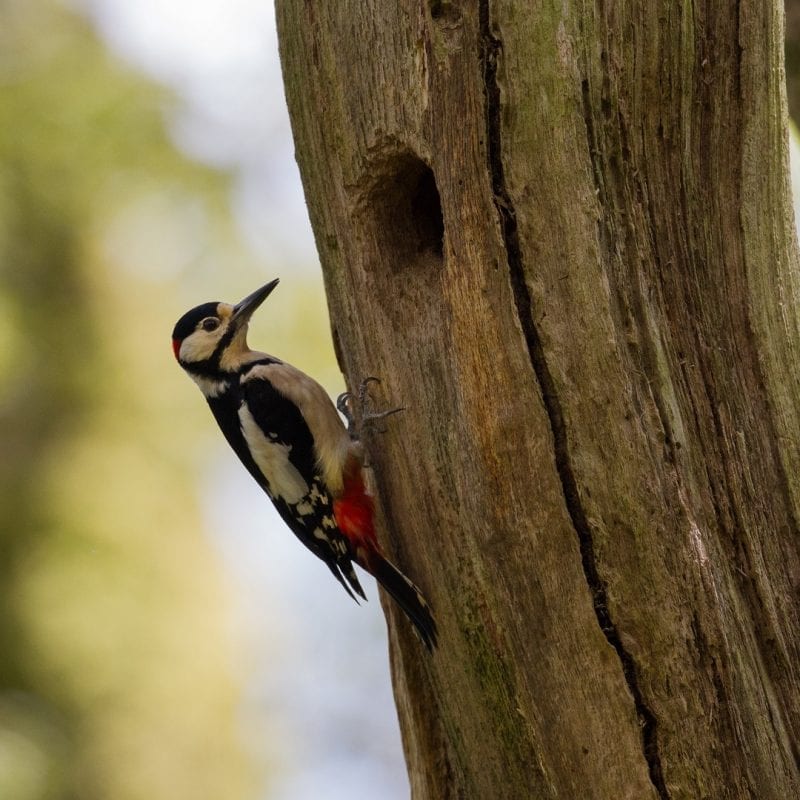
[200,317,220,332]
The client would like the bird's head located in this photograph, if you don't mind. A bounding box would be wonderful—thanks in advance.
[171,279,279,371]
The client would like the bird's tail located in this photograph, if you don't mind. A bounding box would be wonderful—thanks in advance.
[333,455,437,650]
[370,553,438,651]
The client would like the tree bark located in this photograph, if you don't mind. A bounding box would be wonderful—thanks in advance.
[276,2,800,798]
[785,0,800,120]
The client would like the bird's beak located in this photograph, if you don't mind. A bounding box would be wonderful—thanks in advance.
[231,279,279,327]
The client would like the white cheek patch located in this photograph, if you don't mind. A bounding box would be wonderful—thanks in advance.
[180,331,221,363]
[238,405,309,503]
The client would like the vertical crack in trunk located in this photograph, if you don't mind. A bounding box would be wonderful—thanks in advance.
[477,6,669,798]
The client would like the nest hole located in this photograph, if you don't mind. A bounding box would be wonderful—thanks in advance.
[365,153,444,268]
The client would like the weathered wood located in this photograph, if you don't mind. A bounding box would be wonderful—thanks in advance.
[277,2,800,797]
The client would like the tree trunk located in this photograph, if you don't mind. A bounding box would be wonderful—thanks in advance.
[276,2,800,798]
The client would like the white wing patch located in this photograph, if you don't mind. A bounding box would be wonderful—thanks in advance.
[242,361,353,495]
[238,404,309,503]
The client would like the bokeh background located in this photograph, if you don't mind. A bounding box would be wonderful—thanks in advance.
[0,1,407,798]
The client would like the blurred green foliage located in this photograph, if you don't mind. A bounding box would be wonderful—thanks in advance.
[0,1,328,797]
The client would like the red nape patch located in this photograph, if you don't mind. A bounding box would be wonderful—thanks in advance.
[172,338,182,360]
[333,460,377,552]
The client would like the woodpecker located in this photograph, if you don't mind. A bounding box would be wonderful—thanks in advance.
[171,279,437,650]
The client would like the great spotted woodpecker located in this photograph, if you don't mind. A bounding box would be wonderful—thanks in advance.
[171,279,437,650]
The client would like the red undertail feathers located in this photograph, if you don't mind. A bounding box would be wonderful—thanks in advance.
[333,456,438,650]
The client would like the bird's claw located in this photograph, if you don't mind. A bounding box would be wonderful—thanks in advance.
[337,377,404,441]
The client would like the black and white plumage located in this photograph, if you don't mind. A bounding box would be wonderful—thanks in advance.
[171,279,437,649]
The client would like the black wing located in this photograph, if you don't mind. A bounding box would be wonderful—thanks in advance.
[237,373,366,601]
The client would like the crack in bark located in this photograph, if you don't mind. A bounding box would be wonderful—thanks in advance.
[478,6,669,798]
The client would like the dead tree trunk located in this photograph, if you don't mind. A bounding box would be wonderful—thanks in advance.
[276,2,800,798]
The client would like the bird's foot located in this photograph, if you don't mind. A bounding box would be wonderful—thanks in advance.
[337,377,404,441]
